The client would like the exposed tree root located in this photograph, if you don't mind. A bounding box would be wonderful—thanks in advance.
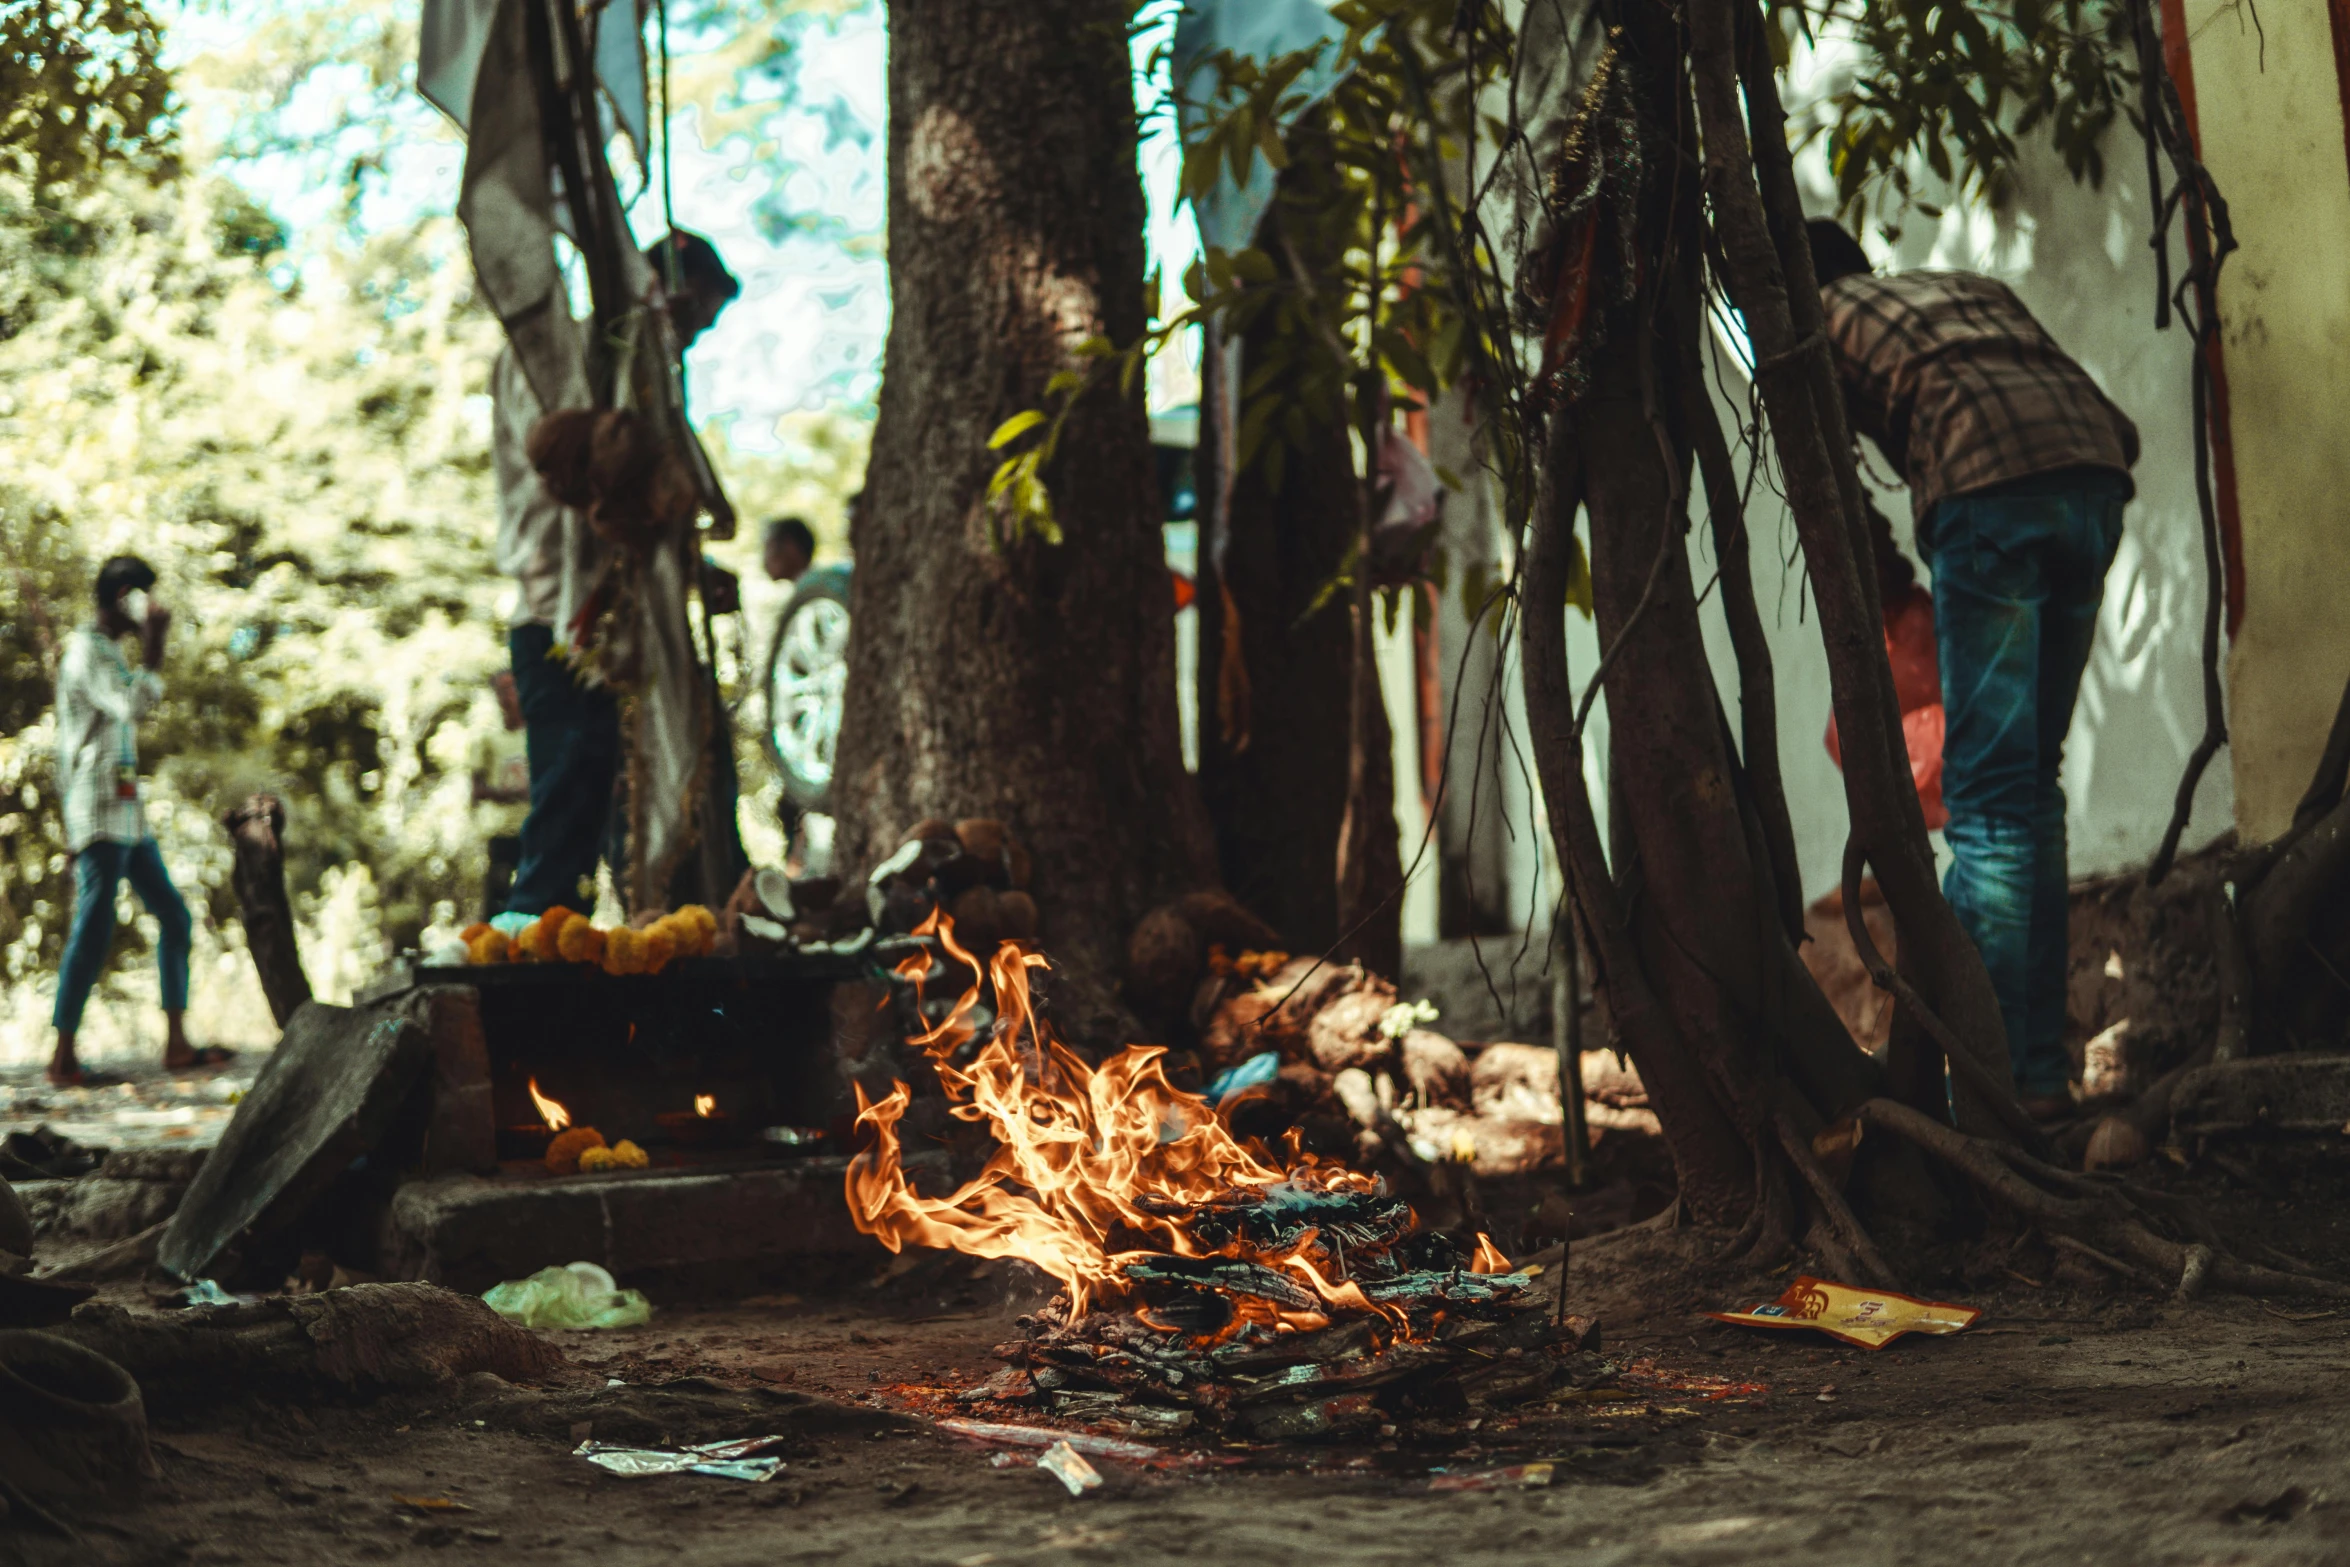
[1841,840,2049,1155]
[1857,1098,2350,1300]
[2048,1233,2169,1291]
[1773,1107,1896,1288]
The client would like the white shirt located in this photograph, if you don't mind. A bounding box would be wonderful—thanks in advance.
[54,624,162,852]
[491,346,605,632]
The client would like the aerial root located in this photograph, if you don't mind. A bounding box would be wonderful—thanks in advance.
[1855,1098,2350,1302]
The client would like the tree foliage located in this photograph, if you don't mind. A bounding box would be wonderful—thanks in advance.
[1781,0,2137,222]
[0,0,176,198]
[0,162,516,1045]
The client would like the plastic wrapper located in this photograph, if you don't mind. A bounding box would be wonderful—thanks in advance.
[934,1419,1160,1462]
[483,1261,651,1330]
[575,1434,786,1482]
[1429,1462,1555,1492]
[1707,1275,1979,1349]
[1036,1440,1101,1497]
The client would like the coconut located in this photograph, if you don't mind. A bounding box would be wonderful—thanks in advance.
[2083,1116,2151,1171]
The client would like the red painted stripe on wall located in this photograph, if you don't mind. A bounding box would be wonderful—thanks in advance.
[2331,0,2350,186]
[2161,0,2249,637]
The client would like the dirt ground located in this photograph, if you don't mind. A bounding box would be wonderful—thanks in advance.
[19,1178,2350,1567]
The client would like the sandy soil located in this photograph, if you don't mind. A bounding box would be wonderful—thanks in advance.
[17,1200,2350,1567]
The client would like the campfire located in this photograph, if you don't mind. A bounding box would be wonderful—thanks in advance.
[847,917,1593,1438]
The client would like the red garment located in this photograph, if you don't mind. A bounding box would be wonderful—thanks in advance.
[1825,584,1946,830]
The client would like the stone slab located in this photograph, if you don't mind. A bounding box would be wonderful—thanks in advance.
[384,1152,946,1292]
[158,993,434,1280]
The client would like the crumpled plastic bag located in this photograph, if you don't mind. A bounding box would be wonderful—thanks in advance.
[482,1261,651,1330]
[576,1435,785,1482]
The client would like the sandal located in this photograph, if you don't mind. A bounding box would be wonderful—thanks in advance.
[165,1046,236,1073]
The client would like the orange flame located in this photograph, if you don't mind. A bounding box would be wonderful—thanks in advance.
[1469,1233,1511,1273]
[527,1077,570,1131]
[694,1094,716,1118]
[846,920,1396,1326]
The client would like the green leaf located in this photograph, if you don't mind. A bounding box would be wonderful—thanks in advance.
[987,410,1046,449]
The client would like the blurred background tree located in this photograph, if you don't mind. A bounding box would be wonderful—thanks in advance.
[0,0,879,1065]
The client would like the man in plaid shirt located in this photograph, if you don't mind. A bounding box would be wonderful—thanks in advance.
[1811,221,2139,1120]
[48,555,229,1087]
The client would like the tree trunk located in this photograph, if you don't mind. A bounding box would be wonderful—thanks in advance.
[1689,0,2020,1138]
[1195,187,1401,971]
[831,0,1215,1041]
[1518,4,1894,1262]
[222,793,310,1028]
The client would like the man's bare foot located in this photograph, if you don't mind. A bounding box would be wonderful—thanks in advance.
[46,1057,127,1088]
[159,1010,231,1072]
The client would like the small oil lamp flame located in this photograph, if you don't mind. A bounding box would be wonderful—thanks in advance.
[694,1094,716,1119]
[528,1077,571,1132]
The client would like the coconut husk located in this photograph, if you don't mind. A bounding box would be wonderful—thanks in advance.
[1125,904,1205,1019]
[1202,959,1366,1068]
[955,818,1007,863]
[524,409,601,506]
[997,890,1039,940]
[1580,1051,1648,1107]
[1470,1042,1562,1122]
[1172,889,1283,953]
[951,885,1004,952]
[1310,990,1399,1073]
[1200,990,1281,1069]
[1399,1030,1471,1109]
[2083,1116,2150,1171]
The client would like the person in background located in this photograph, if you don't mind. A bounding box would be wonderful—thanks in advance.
[762,515,816,585]
[1810,219,2139,1121]
[496,229,741,916]
[49,555,230,1087]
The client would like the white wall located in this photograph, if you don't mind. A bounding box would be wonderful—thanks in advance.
[1693,120,2234,903]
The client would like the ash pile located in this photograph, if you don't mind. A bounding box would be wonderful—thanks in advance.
[981,1248,1603,1443]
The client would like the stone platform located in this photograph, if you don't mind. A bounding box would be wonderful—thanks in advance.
[383,1151,944,1293]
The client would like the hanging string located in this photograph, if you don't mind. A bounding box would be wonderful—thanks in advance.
[657,0,678,294]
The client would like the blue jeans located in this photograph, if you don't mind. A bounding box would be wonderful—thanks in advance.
[505,624,621,916]
[54,836,192,1032]
[1927,467,2128,1097]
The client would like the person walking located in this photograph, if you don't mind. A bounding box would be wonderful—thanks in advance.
[1810,220,2140,1120]
[49,555,228,1086]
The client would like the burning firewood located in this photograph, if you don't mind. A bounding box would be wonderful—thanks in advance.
[845,917,1595,1438]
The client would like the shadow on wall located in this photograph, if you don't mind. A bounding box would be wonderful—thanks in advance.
[1696,111,2233,906]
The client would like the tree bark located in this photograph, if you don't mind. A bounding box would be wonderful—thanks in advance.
[222,793,310,1028]
[1516,5,1888,1240]
[831,0,1215,1041]
[1690,0,2017,1137]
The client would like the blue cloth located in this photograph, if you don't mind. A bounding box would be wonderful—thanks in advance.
[504,623,621,916]
[1205,1049,1282,1106]
[53,835,191,1031]
[1927,466,2128,1096]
